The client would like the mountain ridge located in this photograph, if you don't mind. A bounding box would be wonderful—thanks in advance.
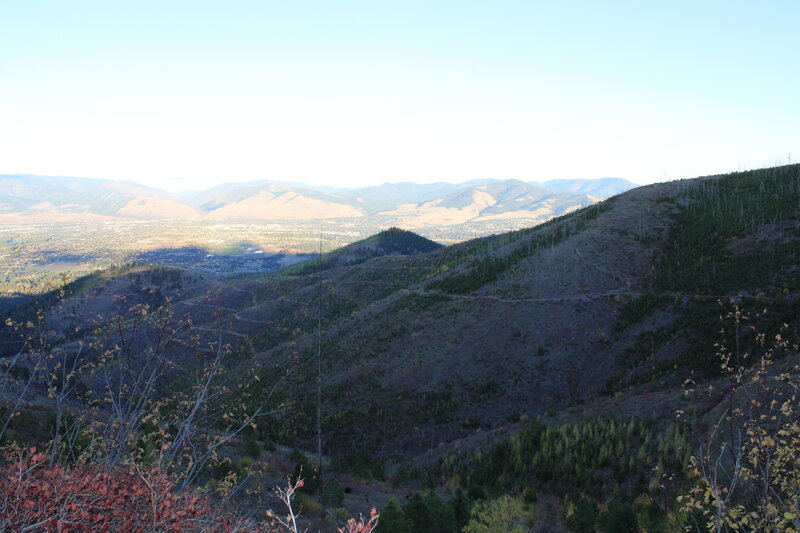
[197,164,800,459]
[3,164,799,532]
[0,174,638,230]
[15,164,797,461]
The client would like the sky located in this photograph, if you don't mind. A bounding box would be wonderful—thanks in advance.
[1,1,798,191]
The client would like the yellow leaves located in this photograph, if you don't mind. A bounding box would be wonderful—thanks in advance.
[785,511,798,520]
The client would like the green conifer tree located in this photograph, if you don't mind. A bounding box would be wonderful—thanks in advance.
[376,499,411,533]
[405,492,434,533]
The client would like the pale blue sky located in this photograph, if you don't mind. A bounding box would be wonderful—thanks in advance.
[1,1,798,190]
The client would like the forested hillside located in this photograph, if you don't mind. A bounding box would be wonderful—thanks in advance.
[1,165,799,531]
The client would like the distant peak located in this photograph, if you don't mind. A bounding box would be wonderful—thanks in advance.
[372,227,442,254]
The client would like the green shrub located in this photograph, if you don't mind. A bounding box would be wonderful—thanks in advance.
[242,434,261,458]
[321,478,345,508]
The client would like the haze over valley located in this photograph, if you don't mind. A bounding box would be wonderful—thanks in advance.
[0,174,634,224]
[0,174,635,302]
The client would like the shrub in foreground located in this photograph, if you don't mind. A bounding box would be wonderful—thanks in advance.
[0,446,260,532]
[0,446,379,533]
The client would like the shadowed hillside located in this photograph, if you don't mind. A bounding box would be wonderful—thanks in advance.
[3,165,799,532]
[201,165,800,461]
[13,165,798,460]
[279,227,443,276]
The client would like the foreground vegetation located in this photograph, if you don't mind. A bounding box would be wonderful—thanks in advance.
[3,287,796,531]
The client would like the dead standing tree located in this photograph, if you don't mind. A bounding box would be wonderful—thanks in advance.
[1,284,285,495]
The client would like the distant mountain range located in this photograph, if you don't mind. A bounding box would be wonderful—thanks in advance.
[0,175,637,228]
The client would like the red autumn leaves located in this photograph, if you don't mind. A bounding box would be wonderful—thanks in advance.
[0,446,378,532]
[0,447,252,532]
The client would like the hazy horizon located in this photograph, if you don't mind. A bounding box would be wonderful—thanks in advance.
[2,2,797,190]
[0,172,641,194]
